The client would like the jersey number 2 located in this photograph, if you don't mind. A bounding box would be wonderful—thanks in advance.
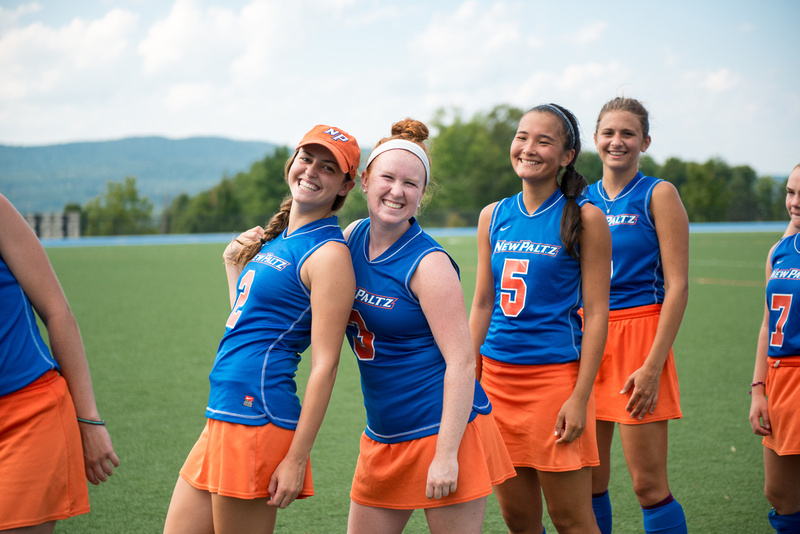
[500,258,529,317]
[770,293,792,347]
[226,269,255,329]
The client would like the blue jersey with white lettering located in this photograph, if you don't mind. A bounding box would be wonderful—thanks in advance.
[481,191,586,365]
[585,172,664,310]
[0,253,59,397]
[345,218,491,444]
[205,216,345,428]
[766,234,800,358]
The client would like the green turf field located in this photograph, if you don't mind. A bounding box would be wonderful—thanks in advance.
[45,230,780,533]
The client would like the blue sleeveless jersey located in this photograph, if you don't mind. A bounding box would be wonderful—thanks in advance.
[585,172,664,310]
[345,218,491,444]
[206,216,345,429]
[0,252,59,397]
[480,191,585,365]
[766,234,800,358]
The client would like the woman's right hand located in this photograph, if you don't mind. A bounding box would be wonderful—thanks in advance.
[749,389,771,436]
[223,226,265,264]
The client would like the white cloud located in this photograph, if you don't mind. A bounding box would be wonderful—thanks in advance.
[163,82,216,111]
[138,0,242,77]
[686,67,739,94]
[0,2,42,31]
[573,21,608,45]
[411,1,522,89]
[0,8,139,100]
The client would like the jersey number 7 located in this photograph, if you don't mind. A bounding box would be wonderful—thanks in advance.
[770,293,792,347]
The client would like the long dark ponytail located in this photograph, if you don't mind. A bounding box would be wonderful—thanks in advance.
[530,103,586,260]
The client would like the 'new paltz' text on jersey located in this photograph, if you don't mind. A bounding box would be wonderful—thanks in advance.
[481,191,585,365]
[585,172,664,310]
[0,252,59,397]
[345,218,491,444]
[205,217,345,429]
[767,233,800,358]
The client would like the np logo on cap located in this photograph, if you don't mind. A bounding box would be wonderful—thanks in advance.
[297,124,361,179]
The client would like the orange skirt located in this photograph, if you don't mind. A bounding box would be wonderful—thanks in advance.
[350,413,515,509]
[180,419,313,499]
[0,370,89,530]
[594,304,682,423]
[763,357,800,456]
[481,358,599,472]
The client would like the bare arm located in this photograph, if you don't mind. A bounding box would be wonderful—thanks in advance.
[411,250,475,499]
[0,194,119,484]
[469,203,498,381]
[555,203,611,443]
[749,246,775,436]
[266,241,354,508]
[622,181,689,419]
[222,226,265,307]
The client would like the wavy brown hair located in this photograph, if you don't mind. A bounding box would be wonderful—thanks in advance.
[232,147,352,267]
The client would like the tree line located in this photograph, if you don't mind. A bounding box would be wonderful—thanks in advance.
[69,104,788,236]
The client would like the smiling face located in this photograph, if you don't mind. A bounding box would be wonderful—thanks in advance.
[362,148,427,226]
[287,145,353,211]
[510,111,575,185]
[785,167,800,229]
[594,110,651,175]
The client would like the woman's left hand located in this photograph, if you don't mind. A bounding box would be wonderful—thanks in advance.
[79,424,120,485]
[621,364,661,420]
[554,395,587,444]
[425,454,458,499]
[266,458,304,509]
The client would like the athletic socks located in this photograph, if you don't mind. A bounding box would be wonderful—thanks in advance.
[768,508,800,533]
[592,490,613,534]
[641,494,687,534]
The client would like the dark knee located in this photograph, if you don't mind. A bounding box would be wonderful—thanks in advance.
[765,485,800,515]
[631,476,669,506]
[502,510,542,534]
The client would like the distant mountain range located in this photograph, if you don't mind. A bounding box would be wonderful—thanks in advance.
[0,136,277,214]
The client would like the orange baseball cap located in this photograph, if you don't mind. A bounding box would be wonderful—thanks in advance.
[297,125,361,179]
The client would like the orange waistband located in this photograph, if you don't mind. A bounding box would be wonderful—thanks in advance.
[609,303,662,321]
[767,357,800,368]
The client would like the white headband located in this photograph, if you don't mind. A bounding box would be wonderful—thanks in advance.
[365,139,430,186]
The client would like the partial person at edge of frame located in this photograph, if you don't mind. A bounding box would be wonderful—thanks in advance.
[163,124,360,534]
[0,193,119,534]
[585,96,689,534]
[470,103,612,534]
[343,118,515,534]
[749,163,800,534]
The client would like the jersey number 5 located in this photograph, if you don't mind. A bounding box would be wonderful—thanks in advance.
[500,258,529,317]
[226,269,255,329]
[770,293,792,347]
[348,309,376,361]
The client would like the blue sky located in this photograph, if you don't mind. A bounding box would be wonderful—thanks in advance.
[1,0,798,177]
